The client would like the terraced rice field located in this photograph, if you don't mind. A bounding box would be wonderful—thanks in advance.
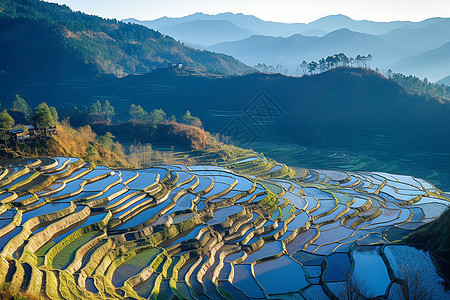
[0,155,449,299]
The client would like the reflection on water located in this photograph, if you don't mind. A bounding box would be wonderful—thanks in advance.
[251,136,450,191]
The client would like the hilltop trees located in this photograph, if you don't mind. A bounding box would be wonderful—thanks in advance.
[129,105,167,127]
[387,71,450,100]
[11,95,31,119]
[308,61,318,74]
[148,109,166,127]
[129,104,149,121]
[298,53,373,76]
[32,102,58,129]
[255,53,372,76]
[254,63,267,73]
[181,110,192,124]
[89,100,115,124]
[181,110,203,127]
[354,54,372,68]
[299,61,308,76]
[67,100,116,125]
[1,96,60,143]
[254,63,288,75]
[0,109,14,140]
[128,106,203,128]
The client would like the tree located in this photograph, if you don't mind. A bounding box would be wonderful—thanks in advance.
[276,64,283,73]
[401,267,430,299]
[32,102,58,129]
[387,69,393,79]
[89,100,115,124]
[308,61,318,74]
[50,106,58,123]
[300,61,308,75]
[181,110,202,127]
[255,63,269,73]
[355,55,362,68]
[102,100,115,123]
[102,100,116,123]
[181,110,192,124]
[349,57,355,67]
[254,63,264,72]
[0,109,14,140]
[366,54,372,69]
[261,63,268,73]
[129,104,149,121]
[387,71,450,100]
[12,95,31,119]
[66,105,90,127]
[148,108,166,126]
[298,53,373,75]
[319,58,327,72]
[338,53,349,66]
[89,100,102,115]
[96,132,115,150]
[332,54,341,67]
[326,56,334,69]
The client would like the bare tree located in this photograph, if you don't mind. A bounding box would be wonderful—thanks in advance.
[339,276,368,300]
[401,266,431,300]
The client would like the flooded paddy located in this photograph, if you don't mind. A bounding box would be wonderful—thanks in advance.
[0,156,448,299]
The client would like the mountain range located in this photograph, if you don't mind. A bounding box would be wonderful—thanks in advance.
[1,1,450,161]
[208,29,406,73]
[438,76,450,85]
[125,13,446,44]
[126,13,450,81]
[0,0,252,80]
[391,42,450,82]
[1,0,448,82]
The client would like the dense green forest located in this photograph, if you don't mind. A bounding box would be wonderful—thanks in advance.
[387,71,450,101]
[0,0,253,78]
[255,51,449,101]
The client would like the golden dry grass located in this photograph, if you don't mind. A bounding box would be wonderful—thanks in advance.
[47,120,130,168]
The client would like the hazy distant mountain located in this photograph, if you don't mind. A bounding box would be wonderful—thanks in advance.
[208,29,406,72]
[391,42,450,82]
[125,13,450,79]
[306,14,410,35]
[301,29,328,37]
[156,20,253,46]
[382,19,450,52]
[437,75,450,85]
[125,13,307,41]
[124,13,449,47]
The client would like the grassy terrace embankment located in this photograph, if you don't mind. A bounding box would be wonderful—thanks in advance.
[0,154,448,299]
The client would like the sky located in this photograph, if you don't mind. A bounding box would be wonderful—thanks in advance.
[46,0,450,23]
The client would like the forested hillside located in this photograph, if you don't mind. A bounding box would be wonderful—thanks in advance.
[0,0,253,79]
[3,67,450,152]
